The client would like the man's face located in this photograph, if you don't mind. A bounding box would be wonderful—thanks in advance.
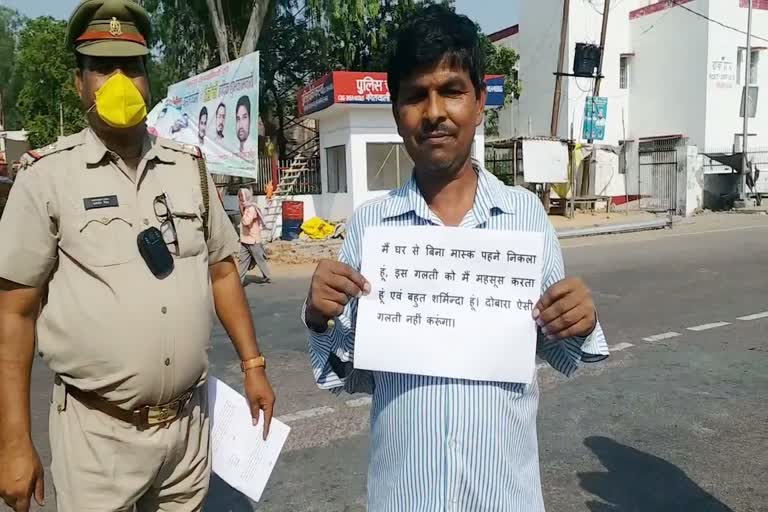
[216,106,226,136]
[199,114,208,139]
[393,58,486,177]
[236,105,250,143]
[75,56,150,134]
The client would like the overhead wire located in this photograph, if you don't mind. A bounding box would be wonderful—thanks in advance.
[668,0,768,43]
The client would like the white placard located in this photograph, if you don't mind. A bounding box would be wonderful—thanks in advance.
[355,226,544,384]
[522,139,569,183]
[208,377,290,502]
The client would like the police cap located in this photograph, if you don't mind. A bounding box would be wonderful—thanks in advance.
[66,0,151,57]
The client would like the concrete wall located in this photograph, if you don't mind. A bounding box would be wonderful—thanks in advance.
[629,0,710,146]
[317,109,355,221]
[593,147,626,197]
[516,0,564,138]
[705,1,768,150]
[679,145,705,216]
[308,105,486,220]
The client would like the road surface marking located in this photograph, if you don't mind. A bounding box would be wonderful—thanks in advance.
[346,397,373,408]
[687,322,731,332]
[277,406,336,424]
[611,342,634,352]
[737,311,768,321]
[643,332,681,342]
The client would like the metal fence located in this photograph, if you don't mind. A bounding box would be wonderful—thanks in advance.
[700,146,768,197]
[212,156,322,196]
[485,148,521,186]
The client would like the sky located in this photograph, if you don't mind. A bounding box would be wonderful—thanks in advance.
[0,0,519,34]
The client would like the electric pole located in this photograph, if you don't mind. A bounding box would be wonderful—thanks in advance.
[580,0,611,202]
[741,0,754,203]
[591,0,611,102]
[551,0,571,137]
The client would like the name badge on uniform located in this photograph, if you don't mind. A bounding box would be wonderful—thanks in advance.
[83,195,119,210]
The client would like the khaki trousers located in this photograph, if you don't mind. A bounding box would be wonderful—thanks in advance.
[49,381,211,512]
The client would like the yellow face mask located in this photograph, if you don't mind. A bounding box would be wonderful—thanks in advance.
[92,73,148,129]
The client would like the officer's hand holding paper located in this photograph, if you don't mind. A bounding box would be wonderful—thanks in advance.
[355,226,546,384]
[208,378,289,502]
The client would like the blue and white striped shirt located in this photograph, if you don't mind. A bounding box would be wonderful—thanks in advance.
[307,166,609,511]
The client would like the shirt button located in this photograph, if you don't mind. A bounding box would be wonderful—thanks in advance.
[161,306,167,314]
[164,358,171,366]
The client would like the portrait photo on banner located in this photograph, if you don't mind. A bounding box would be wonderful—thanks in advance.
[146,52,260,179]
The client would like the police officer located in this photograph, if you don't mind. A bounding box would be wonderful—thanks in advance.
[0,1,275,511]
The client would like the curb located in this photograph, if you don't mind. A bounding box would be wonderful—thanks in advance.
[558,217,672,239]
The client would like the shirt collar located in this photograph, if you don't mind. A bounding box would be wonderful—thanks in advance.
[382,161,516,224]
[84,128,175,166]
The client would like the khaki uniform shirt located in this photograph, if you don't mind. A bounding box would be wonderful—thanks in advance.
[0,128,239,408]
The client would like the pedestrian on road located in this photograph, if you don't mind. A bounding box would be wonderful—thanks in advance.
[0,1,274,511]
[238,187,272,284]
[303,5,609,511]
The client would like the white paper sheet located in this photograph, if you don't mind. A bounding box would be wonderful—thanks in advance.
[208,377,290,502]
[522,139,569,183]
[355,226,545,384]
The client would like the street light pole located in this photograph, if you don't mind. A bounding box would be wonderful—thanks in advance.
[741,0,754,203]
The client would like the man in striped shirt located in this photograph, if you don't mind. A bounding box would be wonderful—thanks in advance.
[304,5,609,511]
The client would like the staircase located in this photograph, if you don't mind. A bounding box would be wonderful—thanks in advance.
[261,150,317,242]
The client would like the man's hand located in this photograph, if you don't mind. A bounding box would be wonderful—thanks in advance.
[305,260,370,332]
[0,439,44,511]
[244,368,275,440]
[533,277,596,340]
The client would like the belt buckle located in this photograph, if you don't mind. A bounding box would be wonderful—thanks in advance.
[147,400,181,427]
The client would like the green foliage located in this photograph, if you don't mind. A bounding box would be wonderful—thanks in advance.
[144,0,219,89]
[305,0,455,71]
[482,34,521,138]
[13,17,87,147]
[0,6,24,129]
[483,39,521,101]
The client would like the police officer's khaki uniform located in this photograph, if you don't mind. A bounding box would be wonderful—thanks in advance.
[0,127,239,510]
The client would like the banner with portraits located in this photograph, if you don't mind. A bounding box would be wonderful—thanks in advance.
[147,52,260,179]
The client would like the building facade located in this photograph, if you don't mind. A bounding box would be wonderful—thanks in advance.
[492,1,768,149]
[491,0,768,200]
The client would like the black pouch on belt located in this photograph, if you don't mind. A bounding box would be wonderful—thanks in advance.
[137,227,174,279]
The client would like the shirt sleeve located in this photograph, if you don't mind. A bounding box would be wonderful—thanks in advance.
[536,212,609,377]
[204,172,239,265]
[0,167,59,287]
[305,209,374,395]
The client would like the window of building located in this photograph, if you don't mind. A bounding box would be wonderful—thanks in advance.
[619,55,631,89]
[366,143,414,191]
[737,48,760,85]
[326,145,347,193]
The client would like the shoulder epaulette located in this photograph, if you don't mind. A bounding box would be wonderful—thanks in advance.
[157,137,203,159]
[18,132,85,170]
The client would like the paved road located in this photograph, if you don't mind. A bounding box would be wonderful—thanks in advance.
[20,213,768,511]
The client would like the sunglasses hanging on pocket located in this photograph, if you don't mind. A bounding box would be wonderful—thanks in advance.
[137,192,178,279]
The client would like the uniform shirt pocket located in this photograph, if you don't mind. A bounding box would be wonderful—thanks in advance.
[75,206,137,266]
[167,193,206,259]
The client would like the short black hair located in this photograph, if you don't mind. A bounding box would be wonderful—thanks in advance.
[216,102,226,115]
[199,106,208,120]
[236,95,251,116]
[386,4,485,104]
